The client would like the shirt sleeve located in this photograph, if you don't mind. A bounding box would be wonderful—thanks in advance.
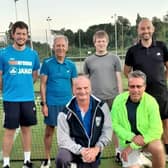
[114,56,122,72]
[162,42,168,62]
[0,49,3,71]
[40,60,48,76]
[125,47,134,66]
[71,62,78,78]
[33,51,40,71]
[83,58,89,74]
[57,112,83,155]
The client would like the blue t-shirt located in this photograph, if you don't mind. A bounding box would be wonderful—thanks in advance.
[0,45,40,101]
[40,56,77,105]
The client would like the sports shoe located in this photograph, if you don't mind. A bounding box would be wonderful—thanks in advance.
[115,152,122,165]
[40,159,51,168]
[166,154,168,162]
[3,165,10,168]
[23,160,33,168]
[139,153,152,167]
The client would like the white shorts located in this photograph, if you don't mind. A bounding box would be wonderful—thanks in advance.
[119,148,141,167]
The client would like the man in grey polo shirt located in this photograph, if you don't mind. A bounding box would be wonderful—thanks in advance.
[83,30,122,164]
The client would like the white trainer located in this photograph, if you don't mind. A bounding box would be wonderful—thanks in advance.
[166,154,168,162]
[139,153,152,167]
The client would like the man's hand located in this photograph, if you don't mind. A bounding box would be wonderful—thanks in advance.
[42,105,48,116]
[80,146,100,163]
[121,146,132,162]
[132,135,145,146]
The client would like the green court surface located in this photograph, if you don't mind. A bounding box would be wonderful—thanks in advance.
[0,98,117,167]
[0,98,168,168]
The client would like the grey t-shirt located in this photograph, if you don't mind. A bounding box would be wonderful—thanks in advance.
[84,52,121,100]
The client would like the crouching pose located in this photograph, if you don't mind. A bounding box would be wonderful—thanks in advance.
[111,70,165,168]
[56,75,112,168]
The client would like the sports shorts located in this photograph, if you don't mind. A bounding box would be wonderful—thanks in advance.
[44,105,65,126]
[3,101,37,129]
[119,148,141,167]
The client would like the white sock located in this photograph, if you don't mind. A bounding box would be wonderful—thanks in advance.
[115,147,120,154]
[24,151,31,163]
[3,157,10,167]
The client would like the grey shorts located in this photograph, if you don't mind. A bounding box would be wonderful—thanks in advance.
[119,148,141,167]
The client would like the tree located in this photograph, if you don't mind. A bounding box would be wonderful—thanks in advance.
[152,17,164,40]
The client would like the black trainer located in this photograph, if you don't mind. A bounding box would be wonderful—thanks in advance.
[115,152,122,165]
[22,161,33,168]
[3,165,10,168]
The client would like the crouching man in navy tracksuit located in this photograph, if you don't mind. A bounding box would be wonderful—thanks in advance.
[56,74,112,168]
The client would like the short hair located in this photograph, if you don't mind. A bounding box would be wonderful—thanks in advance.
[128,70,147,85]
[93,30,109,43]
[12,21,28,34]
[53,34,69,46]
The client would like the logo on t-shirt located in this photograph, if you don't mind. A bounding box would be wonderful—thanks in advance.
[8,59,33,75]
[156,52,161,56]
[9,67,17,75]
[95,116,101,127]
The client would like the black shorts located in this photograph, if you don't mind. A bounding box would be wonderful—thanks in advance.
[3,101,37,129]
[152,94,168,120]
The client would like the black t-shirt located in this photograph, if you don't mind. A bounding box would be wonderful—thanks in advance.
[125,40,168,95]
[126,97,141,135]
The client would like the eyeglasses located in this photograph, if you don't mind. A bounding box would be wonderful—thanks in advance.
[128,85,144,89]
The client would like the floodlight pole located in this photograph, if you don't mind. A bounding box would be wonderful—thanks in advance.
[26,0,33,49]
[46,16,52,56]
[14,0,19,21]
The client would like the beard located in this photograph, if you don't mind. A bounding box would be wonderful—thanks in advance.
[140,33,152,41]
[15,40,26,47]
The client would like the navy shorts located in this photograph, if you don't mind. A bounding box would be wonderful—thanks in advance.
[44,105,65,126]
[3,101,37,129]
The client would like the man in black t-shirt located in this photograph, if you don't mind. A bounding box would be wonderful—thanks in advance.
[124,18,168,160]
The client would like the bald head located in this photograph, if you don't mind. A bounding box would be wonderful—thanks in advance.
[137,18,155,41]
[73,75,91,102]
[138,18,154,30]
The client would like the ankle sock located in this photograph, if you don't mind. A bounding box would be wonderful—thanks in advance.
[3,157,10,167]
[24,151,31,164]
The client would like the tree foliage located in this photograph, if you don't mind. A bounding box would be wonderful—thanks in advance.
[3,13,168,60]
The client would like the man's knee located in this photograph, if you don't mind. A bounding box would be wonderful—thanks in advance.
[147,140,165,154]
[56,149,73,166]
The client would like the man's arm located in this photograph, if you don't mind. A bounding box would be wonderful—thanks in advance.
[32,70,38,83]
[165,61,168,80]
[40,75,48,116]
[96,103,112,150]
[0,71,2,90]
[57,112,83,155]
[116,71,123,93]
[83,59,89,75]
[123,65,132,78]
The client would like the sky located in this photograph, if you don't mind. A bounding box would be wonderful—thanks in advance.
[0,0,168,43]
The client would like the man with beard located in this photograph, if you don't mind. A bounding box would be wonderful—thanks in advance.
[0,21,40,168]
[124,18,168,161]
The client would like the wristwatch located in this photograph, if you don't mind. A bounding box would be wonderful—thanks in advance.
[40,101,46,106]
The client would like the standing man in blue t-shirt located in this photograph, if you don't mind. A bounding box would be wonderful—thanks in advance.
[0,21,40,168]
[40,35,77,168]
